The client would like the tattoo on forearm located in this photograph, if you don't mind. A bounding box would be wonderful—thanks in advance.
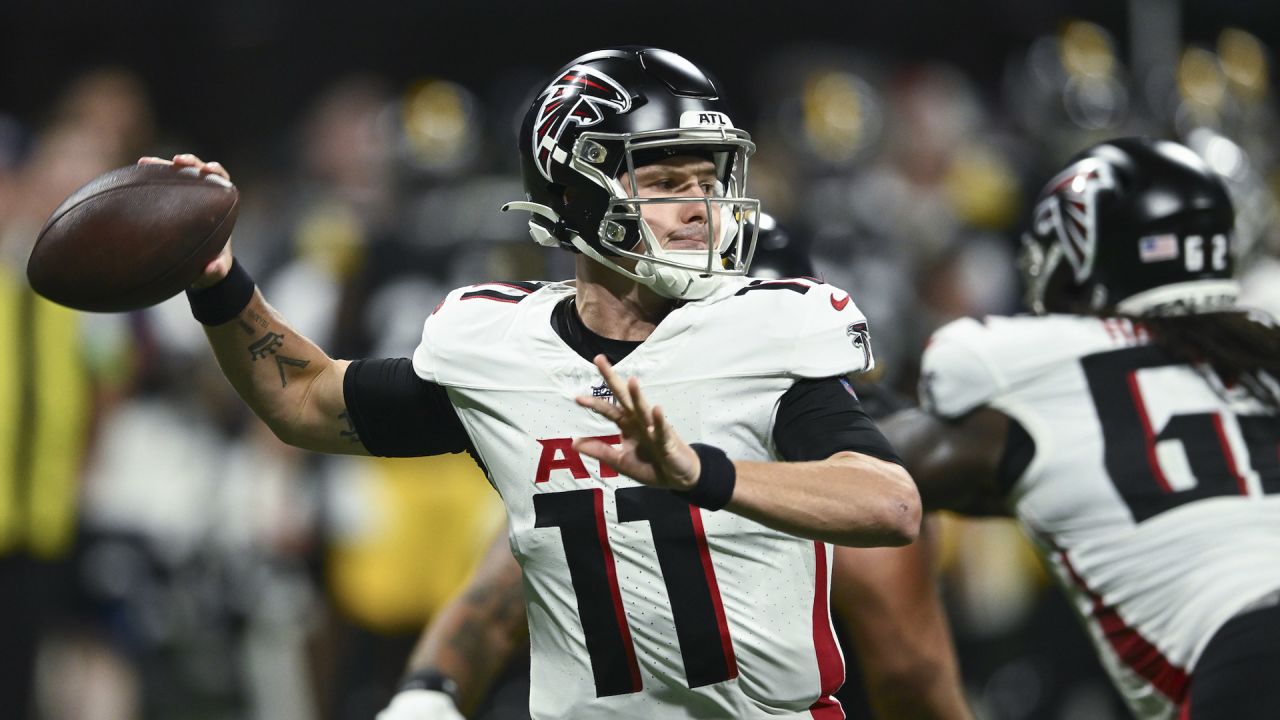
[249,332,284,360]
[246,331,309,387]
[237,319,255,335]
[339,411,360,443]
[449,614,492,676]
[274,356,310,387]
[495,576,526,627]
[447,571,526,675]
[462,571,525,628]
[245,309,269,330]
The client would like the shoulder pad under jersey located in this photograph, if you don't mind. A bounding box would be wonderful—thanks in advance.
[919,314,1129,418]
[695,277,876,379]
[411,281,553,384]
[919,317,1001,419]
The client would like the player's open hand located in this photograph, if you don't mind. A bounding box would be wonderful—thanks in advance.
[138,153,234,288]
[574,355,701,491]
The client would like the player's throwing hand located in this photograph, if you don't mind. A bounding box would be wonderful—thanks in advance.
[573,355,702,491]
[138,154,234,288]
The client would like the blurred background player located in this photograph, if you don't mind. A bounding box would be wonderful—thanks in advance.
[884,137,1280,719]
[0,69,150,720]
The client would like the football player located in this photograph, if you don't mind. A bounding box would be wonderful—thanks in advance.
[882,137,1280,719]
[151,47,920,718]
[376,218,971,720]
[377,524,971,720]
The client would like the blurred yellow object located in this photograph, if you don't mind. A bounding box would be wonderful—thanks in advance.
[1059,20,1116,79]
[295,203,366,279]
[0,269,89,559]
[933,513,1049,635]
[402,78,474,171]
[1218,28,1269,103]
[943,144,1020,230]
[1178,47,1228,111]
[933,512,1045,583]
[327,452,505,632]
[801,70,867,163]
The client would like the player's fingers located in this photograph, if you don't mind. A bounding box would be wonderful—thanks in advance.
[650,408,681,476]
[575,395,624,423]
[629,377,654,427]
[204,161,231,181]
[574,437,622,466]
[593,355,635,412]
[137,156,171,166]
[652,405,669,448]
[172,153,204,167]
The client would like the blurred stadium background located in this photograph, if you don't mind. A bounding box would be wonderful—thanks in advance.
[2,1,1279,719]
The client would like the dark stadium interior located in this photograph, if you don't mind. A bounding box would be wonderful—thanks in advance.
[3,1,1279,719]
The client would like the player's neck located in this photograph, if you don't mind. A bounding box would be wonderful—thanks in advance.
[574,256,675,342]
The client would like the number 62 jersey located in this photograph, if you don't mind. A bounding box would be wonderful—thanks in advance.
[413,277,875,719]
[921,314,1280,720]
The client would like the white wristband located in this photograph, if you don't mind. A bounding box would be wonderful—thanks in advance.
[375,689,466,720]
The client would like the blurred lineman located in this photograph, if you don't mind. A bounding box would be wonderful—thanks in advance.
[884,138,1280,719]
[379,524,971,720]
[153,47,920,718]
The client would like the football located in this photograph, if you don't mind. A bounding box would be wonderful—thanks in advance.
[26,162,239,312]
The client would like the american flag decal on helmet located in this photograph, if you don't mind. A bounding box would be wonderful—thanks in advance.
[532,65,631,182]
[1033,159,1116,282]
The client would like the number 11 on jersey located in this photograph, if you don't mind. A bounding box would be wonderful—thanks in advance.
[534,486,739,697]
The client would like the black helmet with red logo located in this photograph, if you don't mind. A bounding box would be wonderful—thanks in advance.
[1020,137,1237,316]
[502,47,760,300]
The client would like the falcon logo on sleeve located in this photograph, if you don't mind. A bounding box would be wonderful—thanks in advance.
[532,65,632,181]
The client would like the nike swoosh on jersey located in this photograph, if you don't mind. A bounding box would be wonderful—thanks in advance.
[830,293,850,311]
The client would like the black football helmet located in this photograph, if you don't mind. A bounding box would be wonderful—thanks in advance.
[1020,137,1238,316]
[502,47,760,299]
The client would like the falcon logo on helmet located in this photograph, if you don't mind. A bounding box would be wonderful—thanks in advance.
[846,321,873,368]
[532,66,631,182]
[1020,137,1239,317]
[505,48,762,301]
[1032,159,1116,284]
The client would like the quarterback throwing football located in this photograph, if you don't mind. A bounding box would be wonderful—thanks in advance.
[151,47,920,719]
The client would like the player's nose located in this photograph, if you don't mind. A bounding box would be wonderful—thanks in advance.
[677,197,708,226]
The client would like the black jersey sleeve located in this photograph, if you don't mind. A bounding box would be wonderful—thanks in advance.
[772,377,903,465]
[342,357,472,457]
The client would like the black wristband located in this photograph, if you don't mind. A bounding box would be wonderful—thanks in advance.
[397,668,460,704]
[186,258,255,326]
[680,443,737,511]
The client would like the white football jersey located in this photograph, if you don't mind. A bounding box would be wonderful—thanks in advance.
[413,277,874,719]
[921,314,1280,720]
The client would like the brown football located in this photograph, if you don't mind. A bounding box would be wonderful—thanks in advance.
[26,163,239,312]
